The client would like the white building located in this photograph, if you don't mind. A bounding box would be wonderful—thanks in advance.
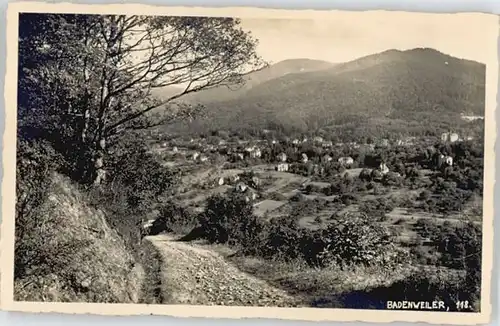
[244,190,258,203]
[251,176,261,187]
[322,155,333,163]
[235,182,248,193]
[200,155,208,163]
[441,132,459,143]
[322,141,333,148]
[276,163,289,172]
[444,156,453,166]
[250,148,262,158]
[301,153,309,163]
[460,114,484,122]
[338,157,354,166]
[192,152,200,161]
[449,133,459,143]
[277,152,287,162]
[379,139,390,147]
[379,163,389,174]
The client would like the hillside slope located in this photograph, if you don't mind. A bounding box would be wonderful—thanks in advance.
[153,58,336,104]
[186,48,485,135]
[14,173,145,303]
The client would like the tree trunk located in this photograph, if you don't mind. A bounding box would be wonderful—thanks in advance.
[81,108,91,143]
[93,137,107,185]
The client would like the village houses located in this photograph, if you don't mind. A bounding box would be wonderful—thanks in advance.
[379,162,390,174]
[235,182,248,193]
[322,155,333,163]
[244,189,258,203]
[438,154,453,167]
[441,132,459,143]
[277,152,287,162]
[445,156,453,166]
[244,146,262,158]
[276,163,289,172]
[338,156,354,166]
[322,141,333,148]
[379,139,390,147]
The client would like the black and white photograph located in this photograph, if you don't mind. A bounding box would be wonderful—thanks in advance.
[1,3,496,324]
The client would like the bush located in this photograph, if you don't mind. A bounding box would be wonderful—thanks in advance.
[15,139,63,279]
[336,193,359,205]
[316,212,395,267]
[290,193,307,202]
[359,198,394,222]
[359,168,372,182]
[107,136,177,211]
[150,202,197,235]
[267,191,287,201]
[89,136,179,251]
[199,194,264,247]
[256,217,303,261]
[419,190,431,200]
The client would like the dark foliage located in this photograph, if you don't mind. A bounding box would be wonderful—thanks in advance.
[15,139,63,279]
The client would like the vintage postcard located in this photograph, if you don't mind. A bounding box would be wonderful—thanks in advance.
[1,2,497,325]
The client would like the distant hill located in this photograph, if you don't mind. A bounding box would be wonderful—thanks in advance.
[161,48,486,138]
[152,58,336,104]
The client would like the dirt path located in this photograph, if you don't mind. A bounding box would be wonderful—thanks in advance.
[146,234,303,307]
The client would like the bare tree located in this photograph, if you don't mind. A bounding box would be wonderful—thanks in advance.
[18,13,265,184]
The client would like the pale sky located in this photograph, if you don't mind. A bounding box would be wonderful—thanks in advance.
[239,12,496,65]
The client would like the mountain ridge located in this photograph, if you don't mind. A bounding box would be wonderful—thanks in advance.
[159,48,485,138]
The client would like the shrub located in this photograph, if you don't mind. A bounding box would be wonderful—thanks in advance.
[316,212,394,267]
[107,136,177,212]
[150,202,197,235]
[382,172,402,187]
[198,193,263,247]
[336,193,359,205]
[419,190,431,200]
[290,193,307,202]
[15,139,63,279]
[267,191,287,201]
[89,136,179,251]
[359,168,372,182]
[256,217,303,261]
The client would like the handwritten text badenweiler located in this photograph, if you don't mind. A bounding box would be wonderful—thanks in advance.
[387,301,448,311]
